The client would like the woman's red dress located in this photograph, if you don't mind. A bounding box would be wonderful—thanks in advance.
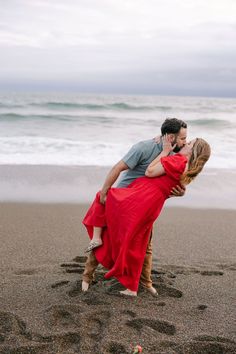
[83,154,187,291]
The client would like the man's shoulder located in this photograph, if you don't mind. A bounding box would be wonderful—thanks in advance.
[134,138,161,153]
[133,138,157,149]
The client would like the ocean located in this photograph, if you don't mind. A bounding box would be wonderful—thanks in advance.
[0,92,236,169]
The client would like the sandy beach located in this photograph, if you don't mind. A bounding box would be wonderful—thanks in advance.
[1,5,236,351]
[0,202,235,354]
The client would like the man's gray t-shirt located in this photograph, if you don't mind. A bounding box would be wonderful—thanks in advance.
[117,139,164,188]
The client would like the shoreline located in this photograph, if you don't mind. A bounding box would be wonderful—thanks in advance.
[0,165,236,209]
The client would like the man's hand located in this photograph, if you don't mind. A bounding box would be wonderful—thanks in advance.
[100,191,107,204]
[170,184,186,197]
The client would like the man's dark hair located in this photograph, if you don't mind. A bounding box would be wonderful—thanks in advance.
[161,118,187,136]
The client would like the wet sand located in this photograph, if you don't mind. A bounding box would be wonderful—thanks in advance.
[1,165,236,209]
[0,203,235,353]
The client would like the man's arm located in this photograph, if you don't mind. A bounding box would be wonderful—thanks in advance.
[100,141,145,203]
[100,160,129,204]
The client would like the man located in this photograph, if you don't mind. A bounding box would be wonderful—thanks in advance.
[82,118,187,294]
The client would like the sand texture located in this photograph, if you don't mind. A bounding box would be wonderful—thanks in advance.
[0,203,236,354]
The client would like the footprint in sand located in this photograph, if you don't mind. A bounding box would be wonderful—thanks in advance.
[79,310,111,352]
[32,331,81,353]
[44,304,81,329]
[60,256,88,276]
[51,280,70,289]
[72,256,87,263]
[217,263,236,271]
[61,262,84,268]
[193,335,236,345]
[66,280,82,297]
[197,304,208,310]
[149,337,236,354]
[82,292,110,306]
[0,342,54,353]
[153,283,183,298]
[104,280,126,295]
[121,310,137,318]
[61,262,85,274]
[64,268,85,274]
[200,270,224,276]
[126,318,176,335]
[47,331,81,353]
[0,311,53,353]
[14,268,38,276]
[182,338,236,354]
[106,341,128,354]
[156,301,166,306]
[0,311,30,338]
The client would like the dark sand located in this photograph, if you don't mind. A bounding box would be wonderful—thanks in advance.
[0,203,236,353]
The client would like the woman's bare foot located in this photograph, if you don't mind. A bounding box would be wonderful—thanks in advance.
[120,289,137,296]
[82,280,89,292]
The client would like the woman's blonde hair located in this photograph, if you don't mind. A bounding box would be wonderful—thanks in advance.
[181,138,211,185]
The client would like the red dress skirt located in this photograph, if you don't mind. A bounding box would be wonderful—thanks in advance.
[83,154,187,291]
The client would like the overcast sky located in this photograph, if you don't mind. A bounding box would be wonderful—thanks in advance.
[0,0,235,96]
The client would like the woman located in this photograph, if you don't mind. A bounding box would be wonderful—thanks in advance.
[82,136,211,296]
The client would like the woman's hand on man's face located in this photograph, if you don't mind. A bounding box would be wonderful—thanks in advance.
[162,134,176,154]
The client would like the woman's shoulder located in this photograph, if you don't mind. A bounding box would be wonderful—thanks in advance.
[161,153,187,179]
[173,153,187,162]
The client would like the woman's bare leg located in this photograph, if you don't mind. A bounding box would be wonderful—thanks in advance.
[91,227,103,244]
[85,227,103,253]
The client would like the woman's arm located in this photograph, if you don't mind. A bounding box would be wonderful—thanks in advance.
[145,134,175,177]
[145,151,167,177]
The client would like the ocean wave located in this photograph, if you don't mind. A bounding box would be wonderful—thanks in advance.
[0,137,128,166]
[0,113,72,122]
[0,136,235,169]
[0,113,233,128]
[189,118,232,128]
[0,113,123,126]
[0,103,24,108]
[0,113,161,126]
[107,103,172,111]
[0,101,173,111]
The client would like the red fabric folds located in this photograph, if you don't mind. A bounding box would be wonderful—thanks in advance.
[83,153,187,291]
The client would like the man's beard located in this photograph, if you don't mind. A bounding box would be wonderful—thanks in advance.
[173,144,181,153]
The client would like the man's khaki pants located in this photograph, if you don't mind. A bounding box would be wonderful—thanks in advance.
[82,232,153,289]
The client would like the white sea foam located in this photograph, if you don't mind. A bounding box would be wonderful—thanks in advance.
[0,93,236,169]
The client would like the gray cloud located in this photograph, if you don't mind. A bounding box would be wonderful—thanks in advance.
[0,0,235,96]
